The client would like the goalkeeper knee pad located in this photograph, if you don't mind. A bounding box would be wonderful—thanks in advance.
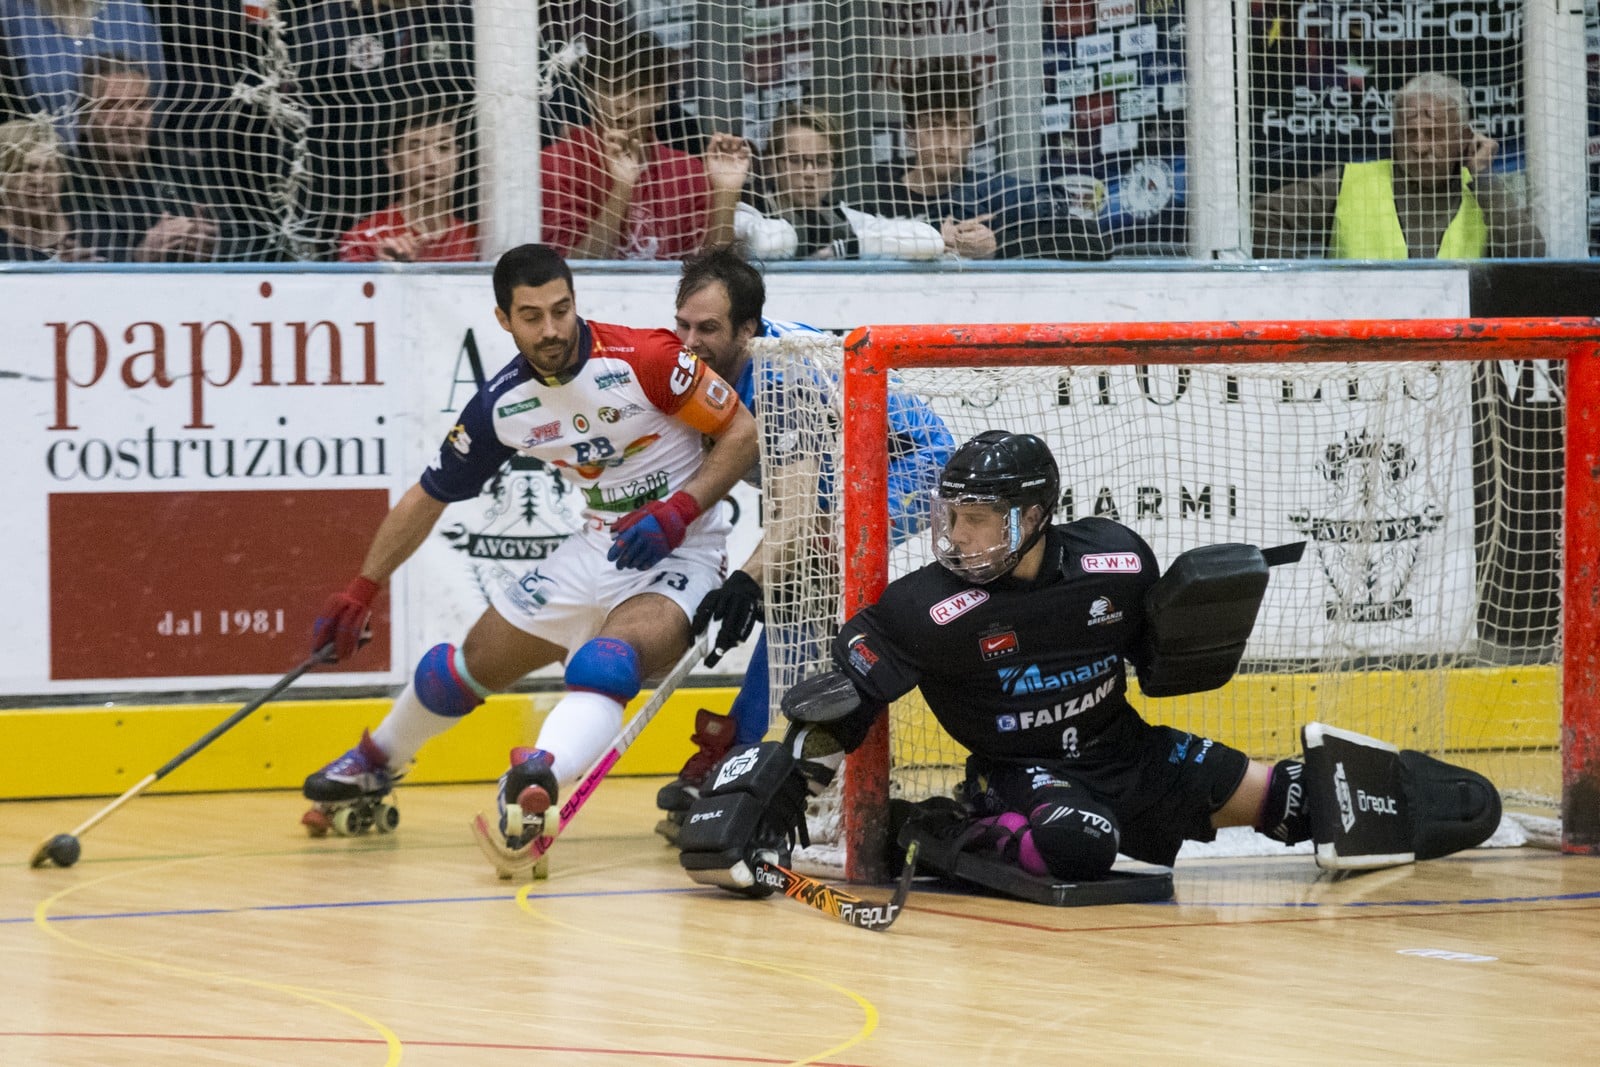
[677,742,811,897]
[1027,794,1120,881]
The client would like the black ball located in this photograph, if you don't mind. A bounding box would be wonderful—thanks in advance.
[47,834,81,868]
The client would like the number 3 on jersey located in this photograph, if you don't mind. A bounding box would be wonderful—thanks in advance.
[572,437,615,465]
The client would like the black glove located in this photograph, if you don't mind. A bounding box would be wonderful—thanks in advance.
[691,570,763,668]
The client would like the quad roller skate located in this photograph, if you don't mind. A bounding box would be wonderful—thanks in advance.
[301,730,402,837]
[498,747,558,846]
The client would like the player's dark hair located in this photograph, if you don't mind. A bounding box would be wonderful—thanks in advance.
[902,57,977,127]
[493,244,574,311]
[383,98,467,151]
[580,28,675,95]
[676,245,766,335]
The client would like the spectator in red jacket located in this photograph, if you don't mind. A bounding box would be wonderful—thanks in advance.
[339,100,477,262]
[539,29,748,260]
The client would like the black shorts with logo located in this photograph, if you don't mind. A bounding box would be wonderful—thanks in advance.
[963,711,1252,867]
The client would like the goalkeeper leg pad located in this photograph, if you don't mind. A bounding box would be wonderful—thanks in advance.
[1301,722,1500,870]
[1400,749,1502,861]
[677,742,810,897]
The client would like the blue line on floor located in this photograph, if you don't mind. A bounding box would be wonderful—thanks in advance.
[6,884,705,925]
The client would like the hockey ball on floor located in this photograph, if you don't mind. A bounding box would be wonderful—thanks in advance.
[46,834,81,868]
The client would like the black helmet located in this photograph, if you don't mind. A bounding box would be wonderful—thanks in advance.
[932,431,1059,583]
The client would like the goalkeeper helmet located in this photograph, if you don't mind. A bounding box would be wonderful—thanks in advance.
[931,431,1059,584]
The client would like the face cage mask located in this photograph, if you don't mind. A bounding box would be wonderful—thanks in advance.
[930,494,1032,584]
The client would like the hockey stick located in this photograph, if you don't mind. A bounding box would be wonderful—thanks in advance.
[751,841,919,932]
[29,645,335,868]
[471,633,711,880]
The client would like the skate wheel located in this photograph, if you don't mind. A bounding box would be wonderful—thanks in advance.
[502,806,524,837]
[301,809,331,838]
[375,803,400,833]
[331,807,358,836]
[533,855,550,880]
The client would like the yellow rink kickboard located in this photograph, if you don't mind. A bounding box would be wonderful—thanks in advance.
[0,686,740,799]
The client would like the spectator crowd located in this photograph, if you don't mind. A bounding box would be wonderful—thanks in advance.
[0,1,1545,264]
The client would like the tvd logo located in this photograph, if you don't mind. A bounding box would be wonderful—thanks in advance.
[1289,430,1442,623]
[439,454,579,602]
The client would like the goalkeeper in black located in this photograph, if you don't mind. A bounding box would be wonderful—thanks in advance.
[676,429,1501,897]
[834,429,1264,879]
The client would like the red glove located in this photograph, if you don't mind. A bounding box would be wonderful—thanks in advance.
[313,576,380,662]
[607,491,702,571]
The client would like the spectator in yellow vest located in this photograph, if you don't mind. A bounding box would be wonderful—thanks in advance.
[1252,73,1544,259]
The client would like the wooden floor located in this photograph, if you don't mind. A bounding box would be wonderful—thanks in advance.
[4,780,1597,1066]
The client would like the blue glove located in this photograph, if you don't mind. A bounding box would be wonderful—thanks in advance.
[607,491,702,570]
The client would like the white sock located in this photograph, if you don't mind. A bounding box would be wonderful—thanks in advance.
[534,690,626,787]
[371,682,458,769]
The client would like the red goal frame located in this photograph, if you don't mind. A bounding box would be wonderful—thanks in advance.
[836,317,1600,882]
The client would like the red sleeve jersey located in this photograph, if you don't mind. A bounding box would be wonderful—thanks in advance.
[539,126,712,260]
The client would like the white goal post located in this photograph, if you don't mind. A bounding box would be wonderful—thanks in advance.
[754,318,1600,882]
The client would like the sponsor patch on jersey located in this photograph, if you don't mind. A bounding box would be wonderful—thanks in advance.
[846,634,878,675]
[1080,552,1142,573]
[497,397,542,417]
[995,713,1019,732]
[1086,596,1125,627]
[705,376,732,409]
[572,414,590,433]
[669,351,699,396]
[598,406,622,423]
[446,424,471,455]
[979,630,1018,661]
[594,371,632,390]
[522,420,562,447]
[930,588,989,624]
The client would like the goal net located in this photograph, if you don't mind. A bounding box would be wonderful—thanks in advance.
[754,318,1600,881]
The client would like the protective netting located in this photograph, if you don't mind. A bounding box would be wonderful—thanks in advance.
[755,331,1564,877]
[0,2,1590,264]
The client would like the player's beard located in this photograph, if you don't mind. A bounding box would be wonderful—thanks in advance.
[523,332,577,378]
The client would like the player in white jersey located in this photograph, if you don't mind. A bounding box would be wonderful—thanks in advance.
[301,244,758,843]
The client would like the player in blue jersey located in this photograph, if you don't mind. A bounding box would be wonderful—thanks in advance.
[301,244,758,843]
[654,246,954,836]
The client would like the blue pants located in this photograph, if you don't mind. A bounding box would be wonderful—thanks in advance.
[729,632,771,745]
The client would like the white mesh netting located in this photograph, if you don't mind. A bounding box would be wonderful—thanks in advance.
[1,2,1591,263]
[755,330,1564,877]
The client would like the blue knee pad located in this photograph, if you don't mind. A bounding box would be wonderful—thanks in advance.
[729,633,771,745]
[414,643,490,718]
[565,637,642,701]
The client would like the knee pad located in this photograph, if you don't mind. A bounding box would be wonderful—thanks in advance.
[414,643,489,718]
[564,637,642,702]
[1257,759,1311,845]
[1027,793,1120,881]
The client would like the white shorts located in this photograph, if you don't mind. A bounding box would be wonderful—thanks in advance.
[488,515,729,654]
